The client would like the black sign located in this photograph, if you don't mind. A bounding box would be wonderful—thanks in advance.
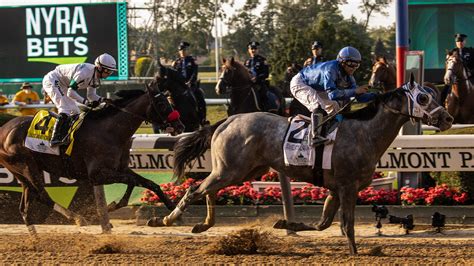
[0,3,128,82]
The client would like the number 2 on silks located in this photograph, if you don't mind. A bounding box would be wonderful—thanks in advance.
[287,120,309,143]
[34,116,53,135]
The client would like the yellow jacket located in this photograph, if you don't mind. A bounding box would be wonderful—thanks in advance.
[13,90,40,116]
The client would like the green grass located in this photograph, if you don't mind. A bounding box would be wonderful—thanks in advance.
[135,105,229,134]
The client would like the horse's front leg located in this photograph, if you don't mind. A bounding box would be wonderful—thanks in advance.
[315,190,340,231]
[191,193,216,233]
[93,185,112,234]
[107,182,134,212]
[339,185,358,255]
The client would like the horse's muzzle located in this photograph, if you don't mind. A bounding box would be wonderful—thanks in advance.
[436,112,454,131]
[165,120,185,136]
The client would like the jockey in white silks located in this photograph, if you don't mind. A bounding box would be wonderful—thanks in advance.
[42,53,117,146]
[290,46,375,146]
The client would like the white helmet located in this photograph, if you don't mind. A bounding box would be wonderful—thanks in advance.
[95,53,117,71]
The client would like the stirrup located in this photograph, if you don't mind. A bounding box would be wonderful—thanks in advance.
[50,138,67,147]
[312,136,328,147]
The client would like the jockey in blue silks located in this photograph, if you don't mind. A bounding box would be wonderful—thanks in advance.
[290,46,375,146]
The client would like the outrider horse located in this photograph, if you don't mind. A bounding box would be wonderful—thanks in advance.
[444,50,474,123]
[151,61,203,132]
[215,57,285,116]
[0,85,183,234]
[157,76,453,254]
[368,56,397,92]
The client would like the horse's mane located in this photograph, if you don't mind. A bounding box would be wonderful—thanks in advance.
[342,89,403,120]
[86,89,146,119]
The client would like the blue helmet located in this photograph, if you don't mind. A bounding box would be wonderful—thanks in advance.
[337,46,361,63]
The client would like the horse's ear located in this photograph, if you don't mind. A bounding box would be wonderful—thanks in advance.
[222,57,226,64]
[157,57,163,67]
[230,57,234,63]
[409,72,415,86]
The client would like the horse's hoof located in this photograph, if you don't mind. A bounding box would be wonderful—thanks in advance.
[146,217,165,227]
[191,223,211,233]
[75,216,88,227]
[273,219,287,229]
[101,223,113,234]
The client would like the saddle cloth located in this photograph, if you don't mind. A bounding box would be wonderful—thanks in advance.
[25,110,84,156]
[283,115,338,169]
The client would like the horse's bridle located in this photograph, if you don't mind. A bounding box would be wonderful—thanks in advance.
[382,84,443,126]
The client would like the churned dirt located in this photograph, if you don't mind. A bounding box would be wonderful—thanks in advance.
[0,219,472,264]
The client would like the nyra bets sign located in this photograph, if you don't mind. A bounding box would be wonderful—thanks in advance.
[0,3,128,82]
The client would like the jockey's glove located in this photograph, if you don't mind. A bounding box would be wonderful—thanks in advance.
[87,100,100,108]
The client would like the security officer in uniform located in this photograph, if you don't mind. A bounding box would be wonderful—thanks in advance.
[171,41,208,126]
[244,41,270,110]
[441,33,474,104]
[304,41,325,67]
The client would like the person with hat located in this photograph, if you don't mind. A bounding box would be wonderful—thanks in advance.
[244,41,270,110]
[13,82,40,116]
[0,89,9,113]
[304,41,325,67]
[171,41,208,127]
[290,46,374,146]
[42,53,117,146]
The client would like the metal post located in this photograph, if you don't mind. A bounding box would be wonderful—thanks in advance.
[278,173,296,235]
[214,0,219,80]
[396,0,409,87]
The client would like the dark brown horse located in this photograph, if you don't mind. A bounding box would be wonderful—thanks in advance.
[368,56,396,92]
[215,57,285,116]
[155,76,453,254]
[444,50,474,123]
[0,86,183,235]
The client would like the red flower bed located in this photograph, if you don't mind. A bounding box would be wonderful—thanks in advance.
[141,174,470,206]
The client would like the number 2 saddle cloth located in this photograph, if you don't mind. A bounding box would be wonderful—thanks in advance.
[283,114,338,169]
[25,110,85,156]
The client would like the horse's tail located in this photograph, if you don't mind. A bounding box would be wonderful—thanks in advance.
[173,119,227,181]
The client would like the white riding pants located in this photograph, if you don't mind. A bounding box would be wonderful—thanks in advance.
[42,72,81,115]
[290,73,340,115]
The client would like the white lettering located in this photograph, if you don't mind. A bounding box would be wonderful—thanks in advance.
[74,37,88,55]
[0,168,14,184]
[59,177,77,184]
[55,7,70,35]
[27,38,42,57]
[58,37,74,56]
[25,8,41,35]
[43,37,58,56]
[43,171,51,184]
[71,7,87,34]
[40,7,55,35]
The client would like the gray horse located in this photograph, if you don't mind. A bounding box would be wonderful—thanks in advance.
[158,77,453,254]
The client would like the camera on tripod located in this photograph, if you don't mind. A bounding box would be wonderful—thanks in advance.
[389,214,415,234]
[372,204,388,219]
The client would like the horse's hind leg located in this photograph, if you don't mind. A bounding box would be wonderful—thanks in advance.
[315,190,340,231]
[191,193,216,233]
[339,185,358,255]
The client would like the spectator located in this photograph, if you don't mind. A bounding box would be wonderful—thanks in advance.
[13,82,40,116]
[304,41,325,67]
[0,89,9,114]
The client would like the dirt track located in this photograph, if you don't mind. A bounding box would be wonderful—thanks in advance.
[0,219,472,264]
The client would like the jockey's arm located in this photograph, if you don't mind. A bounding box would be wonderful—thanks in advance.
[67,80,86,104]
[85,87,102,102]
[323,71,356,101]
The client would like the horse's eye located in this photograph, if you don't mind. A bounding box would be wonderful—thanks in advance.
[417,93,430,106]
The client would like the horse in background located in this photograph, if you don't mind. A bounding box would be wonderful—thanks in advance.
[444,49,474,123]
[215,57,285,116]
[369,56,397,92]
[149,62,202,132]
[156,76,453,254]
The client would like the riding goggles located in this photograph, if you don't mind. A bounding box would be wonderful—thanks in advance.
[344,61,361,69]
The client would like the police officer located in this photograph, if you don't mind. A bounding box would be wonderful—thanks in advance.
[304,41,325,67]
[171,41,207,126]
[440,33,474,104]
[244,41,270,110]
[453,33,474,75]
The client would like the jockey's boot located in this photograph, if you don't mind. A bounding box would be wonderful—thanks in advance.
[50,113,69,146]
[311,112,327,147]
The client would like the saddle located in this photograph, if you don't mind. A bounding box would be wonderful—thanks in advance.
[25,110,84,156]
[283,114,339,187]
